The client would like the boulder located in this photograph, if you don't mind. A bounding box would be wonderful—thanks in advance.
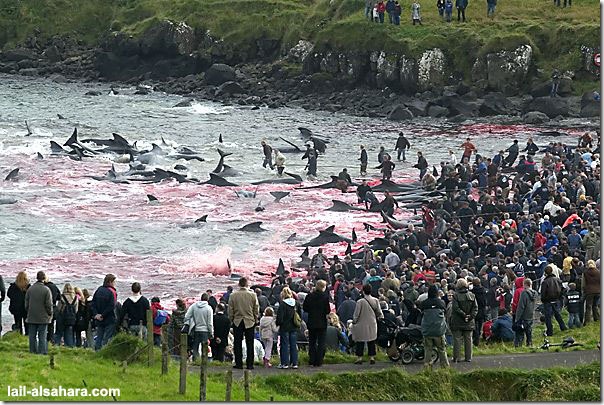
[173,98,194,107]
[483,45,533,95]
[319,52,340,75]
[427,105,449,117]
[530,78,572,98]
[525,96,569,118]
[204,63,236,85]
[430,94,477,117]
[339,52,369,82]
[18,68,39,76]
[479,92,516,116]
[85,90,102,96]
[216,81,244,95]
[405,99,428,116]
[256,38,280,59]
[418,49,445,91]
[17,59,35,69]
[49,74,67,83]
[287,40,314,64]
[139,20,196,57]
[387,105,414,121]
[1,48,36,62]
[522,111,549,124]
[42,45,62,63]
[580,92,600,117]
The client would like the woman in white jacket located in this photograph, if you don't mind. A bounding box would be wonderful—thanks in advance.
[259,307,279,367]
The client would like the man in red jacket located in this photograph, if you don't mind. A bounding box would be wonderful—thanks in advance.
[377,0,386,23]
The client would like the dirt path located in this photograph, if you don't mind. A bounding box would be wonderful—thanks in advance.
[193,349,600,377]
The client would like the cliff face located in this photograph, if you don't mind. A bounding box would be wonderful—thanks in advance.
[0,0,599,119]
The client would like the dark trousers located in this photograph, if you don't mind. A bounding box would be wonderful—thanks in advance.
[473,317,485,346]
[210,340,227,362]
[13,314,27,335]
[308,328,327,366]
[513,319,533,347]
[234,320,255,368]
[543,301,567,336]
[457,7,466,21]
[355,340,376,357]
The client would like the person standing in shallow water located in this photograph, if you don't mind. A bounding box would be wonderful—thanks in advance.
[376,154,396,180]
[395,132,411,162]
[261,140,274,170]
[359,145,368,175]
[274,149,286,176]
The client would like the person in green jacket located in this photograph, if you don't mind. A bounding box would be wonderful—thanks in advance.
[419,285,450,369]
[450,278,478,362]
[582,227,600,262]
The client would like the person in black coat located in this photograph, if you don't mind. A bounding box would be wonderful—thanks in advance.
[302,280,331,367]
[7,271,30,335]
[91,274,117,351]
[359,145,368,175]
[211,304,231,362]
[44,277,61,343]
[471,278,487,346]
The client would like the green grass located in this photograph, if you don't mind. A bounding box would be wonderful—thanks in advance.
[0,0,599,88]
[0,330,600,401]
[258,362,601,401]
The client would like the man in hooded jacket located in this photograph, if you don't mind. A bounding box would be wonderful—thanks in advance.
[185,293,214,361]
[419,285,450,369]
[514,278,537,347]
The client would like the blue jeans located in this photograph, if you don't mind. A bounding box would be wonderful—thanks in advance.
[393,14,401,25]
[387,12,393,23]
[378,12,385,23]
[543,302,566,336]
[419,168,427,180]
[568,312,582,328]
[397,149,406,161]
[262,156,274,169]
[94,322,116,351]
[192,331,209,361]
[279,331,298,367]
[54,325,74,347]
[29,323,49,354]
[487,3,495,15]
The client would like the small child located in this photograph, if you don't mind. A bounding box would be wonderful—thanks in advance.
[564,283,582,328]
[259,307,279,367]
[497,283,513,313]
[373,4,380,22]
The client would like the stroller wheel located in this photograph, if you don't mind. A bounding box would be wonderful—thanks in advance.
[401,349,414,365]
[387,345,401,362]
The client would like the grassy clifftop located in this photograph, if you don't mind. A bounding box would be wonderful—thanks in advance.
[0,0,599,86]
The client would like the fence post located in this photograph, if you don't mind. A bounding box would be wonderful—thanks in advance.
[225,370,233,401]
[199,342,208,401]
[146,309,154,366]
[244,369,250,402]
[49,354,55,369]
[161,324,168,375]
[179,333,187,395]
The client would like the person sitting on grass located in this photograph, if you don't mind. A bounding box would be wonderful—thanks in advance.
[489,308,514,343]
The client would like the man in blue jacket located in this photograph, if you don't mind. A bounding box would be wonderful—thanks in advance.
[386,0,396,23]
[92,274,117,351]
[490,308,514,342]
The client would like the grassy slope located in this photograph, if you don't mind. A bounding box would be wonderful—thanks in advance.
[0,332,599,402]
[0,0,599,88]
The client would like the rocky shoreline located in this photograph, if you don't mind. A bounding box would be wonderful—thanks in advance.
[0,21,600,124]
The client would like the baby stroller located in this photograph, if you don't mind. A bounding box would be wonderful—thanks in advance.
[377,319,439,365]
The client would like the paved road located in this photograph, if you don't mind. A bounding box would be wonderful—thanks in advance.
[195,349,600,377]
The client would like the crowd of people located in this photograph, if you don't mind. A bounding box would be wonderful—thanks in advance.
[0,130,600,371]
[363,0,475,25]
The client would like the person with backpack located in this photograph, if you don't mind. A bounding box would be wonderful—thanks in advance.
[276,287,301,369]
[450,278,478,362]
[540,266,567,336]
[351,284,384,365]
[54,283,78,347]
[419,285,450,369]
[91,274,117,351]
[184,293,214,361]
[151,296,170,347]
[119,282,151,339]
[513,278,537,347]
[303,280,331,368]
